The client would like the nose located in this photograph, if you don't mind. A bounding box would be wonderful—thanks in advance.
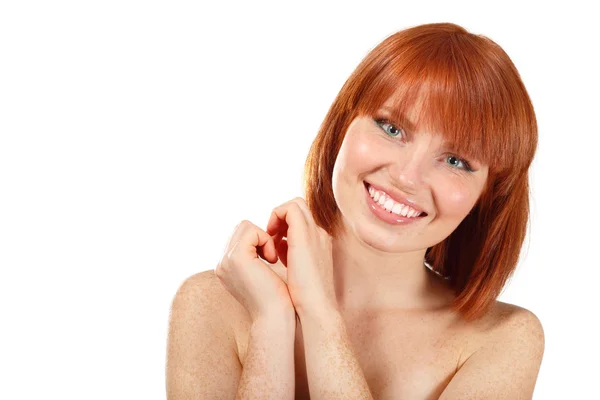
[388,148,428,194]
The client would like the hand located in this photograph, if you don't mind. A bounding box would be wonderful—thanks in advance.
[215,220,294,323]
[266,197,338,320]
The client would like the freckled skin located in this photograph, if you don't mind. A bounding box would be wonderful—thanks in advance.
[166,104,544,400]
[166,270,544,399]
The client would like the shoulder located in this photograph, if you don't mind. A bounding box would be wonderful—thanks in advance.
[169,269,250,352]
[454,301,545,373]
[468,300,545,355]
[167,270,248,397]
[439,301,545,398]
[467,300,545,379]
[173,269,224,300]
[499,301,545,358]
[171,269,247,325]
[483,301,545,345]
[171,270,224,315]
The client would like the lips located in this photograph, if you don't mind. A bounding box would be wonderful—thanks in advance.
[363,181,428,217]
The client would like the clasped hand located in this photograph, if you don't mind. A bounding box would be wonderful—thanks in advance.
[215,197,337,323]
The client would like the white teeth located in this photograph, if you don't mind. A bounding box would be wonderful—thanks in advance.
[367,184,423,218]
[395,204,405,215]
[383,199,395,211]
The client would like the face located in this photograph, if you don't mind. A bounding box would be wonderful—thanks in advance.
[331,101,489,253]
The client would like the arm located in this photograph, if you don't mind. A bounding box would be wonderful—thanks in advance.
[166,270,296,400]
[300,307,374,399]
[236,313,296,399]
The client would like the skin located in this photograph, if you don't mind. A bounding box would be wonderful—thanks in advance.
[166,97,544,399]
[329,100,489,312]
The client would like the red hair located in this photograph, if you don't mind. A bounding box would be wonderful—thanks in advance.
[303,23,538,321]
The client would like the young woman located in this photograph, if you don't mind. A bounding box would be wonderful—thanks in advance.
[167,22,544,399]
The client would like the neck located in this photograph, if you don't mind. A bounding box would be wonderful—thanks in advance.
[331,225,453,313]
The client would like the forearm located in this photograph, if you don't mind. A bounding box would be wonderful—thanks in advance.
[236,313,296,400]
[301,309,374,400]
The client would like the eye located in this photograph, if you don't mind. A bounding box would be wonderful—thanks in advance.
[446,155,473,172]
[375,119,404,138]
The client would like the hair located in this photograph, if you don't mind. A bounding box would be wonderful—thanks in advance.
[302,22,538,321]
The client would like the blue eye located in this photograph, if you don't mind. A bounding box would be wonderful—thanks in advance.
[375,119,404,138]
[446,155,473,172]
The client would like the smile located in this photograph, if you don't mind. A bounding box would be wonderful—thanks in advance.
[363,181,427,225]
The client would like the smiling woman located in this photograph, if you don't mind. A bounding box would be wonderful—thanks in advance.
[305,22,538,321]
[167,22,544,399]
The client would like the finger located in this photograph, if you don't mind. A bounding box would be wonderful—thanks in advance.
[267,231,287,267]
[290,197,314,223]
[256,242,270,262]
[266,208,288,237]
[291,197,330,239]
[266,197,309,236]
[266,202,307,241]
[270,230,284,249]
[221,220,246,256]
[267,198,319,238]
[224,220,266,256]
[237,220,279,264]
[253,229,279,265]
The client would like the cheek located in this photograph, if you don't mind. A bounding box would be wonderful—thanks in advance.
[434,178,480,217]
[335,132,382,177]
[353,139,381,170]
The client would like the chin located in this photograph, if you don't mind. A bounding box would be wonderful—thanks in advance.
[351,217,427,253]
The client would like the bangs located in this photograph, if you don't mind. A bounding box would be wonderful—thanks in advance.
[350,30,536,172]
[303,23,538,320]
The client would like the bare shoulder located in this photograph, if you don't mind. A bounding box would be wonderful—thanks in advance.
[170,270,223,323]
[496,300,545,355]
[170,269,248,332]
[479,300,545,343]
[439,301,545,399]
[173,269,230,307]
[463,300,545,356]
[170,269,251,350]
[167,270,248,399]
[452,300,544,368]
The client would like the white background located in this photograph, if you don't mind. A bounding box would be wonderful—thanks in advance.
[1,1,598,398]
